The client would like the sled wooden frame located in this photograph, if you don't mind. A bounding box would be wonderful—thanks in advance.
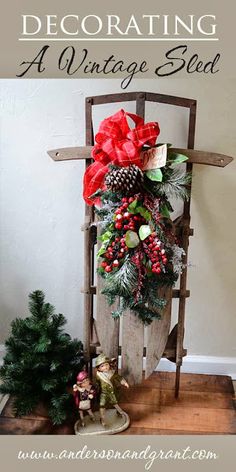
[48,91,233,398]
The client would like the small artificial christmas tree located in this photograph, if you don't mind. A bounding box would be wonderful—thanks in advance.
[0,290,84,425]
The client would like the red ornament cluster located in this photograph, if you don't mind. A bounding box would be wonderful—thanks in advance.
[114,197,146,231]
[143,233,168,274]
[100,236,128,273]
[100,197,146,273]
[100,197,168,276]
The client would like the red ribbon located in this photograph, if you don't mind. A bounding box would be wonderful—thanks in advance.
[83,109,160,205]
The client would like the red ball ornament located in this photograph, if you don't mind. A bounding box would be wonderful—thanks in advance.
[115,223,122,230]
[105,266,112,273]
[113,260,119,267]
[101,261,107,268]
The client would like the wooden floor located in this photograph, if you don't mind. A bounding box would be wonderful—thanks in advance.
[0,372,235,435]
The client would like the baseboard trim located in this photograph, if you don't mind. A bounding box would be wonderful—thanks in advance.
[121,353,236,380]
[0,344,235,379]
[156,355,236,380]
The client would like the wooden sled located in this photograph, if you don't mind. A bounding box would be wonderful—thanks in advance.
[48,91,233,397]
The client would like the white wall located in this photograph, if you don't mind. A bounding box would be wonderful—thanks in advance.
[0,78,235,361]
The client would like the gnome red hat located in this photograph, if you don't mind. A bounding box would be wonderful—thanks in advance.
[77,371,89,384]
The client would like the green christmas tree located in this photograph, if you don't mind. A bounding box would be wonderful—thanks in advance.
[0,290,84,425]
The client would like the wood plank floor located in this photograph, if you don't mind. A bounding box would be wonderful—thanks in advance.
[0,372,235,435]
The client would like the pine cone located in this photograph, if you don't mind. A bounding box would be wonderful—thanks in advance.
[105,165,144,195]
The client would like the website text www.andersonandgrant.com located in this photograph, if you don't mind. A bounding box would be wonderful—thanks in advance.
[18,445,218,470]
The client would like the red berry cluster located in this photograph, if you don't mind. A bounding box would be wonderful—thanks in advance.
[100,236,128,273]
[143,232,168,274]
[114,197,146,231]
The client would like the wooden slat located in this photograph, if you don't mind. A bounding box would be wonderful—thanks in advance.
[175,148,233,167]
[83,98,94,368]
[47,146,91,161]
[48,146,233,167]
[172,289,190,298]
[96,275,120,359]
[88,92,144,105]
[146,92,196,108]
[82,286,190,299]
[121,311,144,385]
[174,100,197,397]
[136,92,145,118]
[95,224,119,359]
[82,215,93,362]
[145,287,172,379]
[85,91,195,108]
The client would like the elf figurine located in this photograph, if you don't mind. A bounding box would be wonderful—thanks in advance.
[73,371,96,427]
[95,353,129,427]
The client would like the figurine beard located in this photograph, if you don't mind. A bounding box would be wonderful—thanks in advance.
[98,362,111,373]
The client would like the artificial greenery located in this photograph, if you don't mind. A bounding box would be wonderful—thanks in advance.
[94,146,190,324]
[144,167,191,202]
[0,290,84,425]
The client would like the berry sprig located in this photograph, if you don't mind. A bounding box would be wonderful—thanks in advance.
[100,197,168,277]
[114,197,146,231]
[100,236,129,273]
[143,233,168,274]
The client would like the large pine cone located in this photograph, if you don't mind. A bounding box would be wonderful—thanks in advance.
[105,165,144,194]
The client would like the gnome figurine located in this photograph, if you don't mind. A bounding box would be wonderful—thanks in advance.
[95,353,129,427]
[73,371,96,427]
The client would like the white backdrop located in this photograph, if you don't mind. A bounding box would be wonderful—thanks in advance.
[0,78,236,363]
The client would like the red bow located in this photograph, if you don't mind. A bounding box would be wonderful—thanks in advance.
[83,109,160,205]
